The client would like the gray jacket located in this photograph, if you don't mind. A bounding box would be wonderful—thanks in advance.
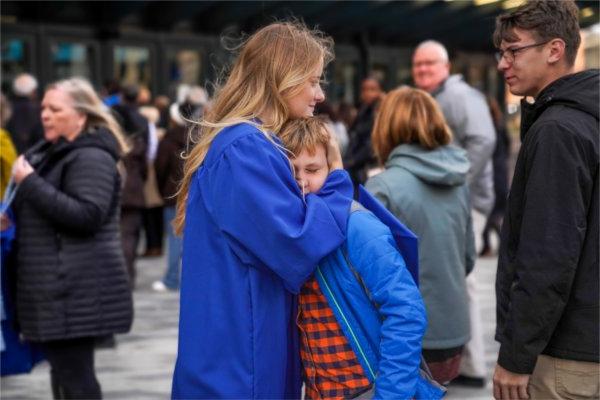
[366,144,475,349]
[434,74,496,215]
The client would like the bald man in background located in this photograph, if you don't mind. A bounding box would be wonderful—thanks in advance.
[412,40,496,387]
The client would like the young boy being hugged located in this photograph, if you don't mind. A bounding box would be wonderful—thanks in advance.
[278,118,444,400]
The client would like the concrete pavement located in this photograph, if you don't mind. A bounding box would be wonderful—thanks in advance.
[1,253,500,399]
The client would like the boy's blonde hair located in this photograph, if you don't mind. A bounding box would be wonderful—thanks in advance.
[174,21,334,235]
[278,117,330,158]
[372,86,452,164]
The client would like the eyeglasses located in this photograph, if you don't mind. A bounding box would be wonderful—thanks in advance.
[495,41,550,63]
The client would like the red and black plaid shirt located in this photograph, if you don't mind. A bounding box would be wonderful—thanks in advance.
[298,276,371,400]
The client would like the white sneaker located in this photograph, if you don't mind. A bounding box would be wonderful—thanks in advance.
[152,280,168,292]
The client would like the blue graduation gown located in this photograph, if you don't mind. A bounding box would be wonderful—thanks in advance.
[171,122,353,399]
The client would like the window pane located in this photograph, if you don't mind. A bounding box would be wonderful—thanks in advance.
[51,42,94,81]
[169,49,201,85]
[1,38,30,93]
[333,62,357,105]
[114,46,151,88]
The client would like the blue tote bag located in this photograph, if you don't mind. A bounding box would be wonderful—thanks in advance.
[1,181,45,376]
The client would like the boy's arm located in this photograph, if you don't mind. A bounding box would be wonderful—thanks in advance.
[347,211,427,399]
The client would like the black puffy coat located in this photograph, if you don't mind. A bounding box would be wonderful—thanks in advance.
[496,69,599,373]
[13,127,133,342]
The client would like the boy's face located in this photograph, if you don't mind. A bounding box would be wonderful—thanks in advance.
[292,144,329,194]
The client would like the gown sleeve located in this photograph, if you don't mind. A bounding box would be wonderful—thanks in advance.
[201,130,353,293]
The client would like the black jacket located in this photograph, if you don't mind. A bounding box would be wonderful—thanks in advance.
[344,102,378,186]
[6,96,44,154]
[496,69,599,373]
[155,124,186,207]
[112,103,149,209]
[13,127,133,342]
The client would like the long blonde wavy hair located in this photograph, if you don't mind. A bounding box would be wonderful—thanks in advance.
[47,77,130,155]
[173,21,334,235]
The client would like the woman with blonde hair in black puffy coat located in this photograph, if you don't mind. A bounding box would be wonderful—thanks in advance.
[11,77,133,399]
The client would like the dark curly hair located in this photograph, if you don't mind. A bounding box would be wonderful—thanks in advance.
[493,0,581,66]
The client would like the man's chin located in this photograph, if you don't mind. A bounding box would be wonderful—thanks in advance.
[507,85,526,97]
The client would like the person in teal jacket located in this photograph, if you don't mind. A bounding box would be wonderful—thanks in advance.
[366,87,475,385]
[279,117,445,399]
[170,23,354,399]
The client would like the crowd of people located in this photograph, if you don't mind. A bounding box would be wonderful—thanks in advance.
[0,0,598,399]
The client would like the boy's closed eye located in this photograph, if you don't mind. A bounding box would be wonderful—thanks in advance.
[291,146,330,194]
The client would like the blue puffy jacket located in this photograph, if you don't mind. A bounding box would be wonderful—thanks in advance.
[316,203,445,399]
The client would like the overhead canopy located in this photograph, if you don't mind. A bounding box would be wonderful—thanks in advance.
[2,0,598,52]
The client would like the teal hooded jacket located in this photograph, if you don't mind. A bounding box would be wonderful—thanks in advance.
[366,144,475,349]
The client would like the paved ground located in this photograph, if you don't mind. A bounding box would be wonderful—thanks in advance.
[1,252,500,399]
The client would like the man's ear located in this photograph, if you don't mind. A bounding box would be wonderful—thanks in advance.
[547,39,566,65]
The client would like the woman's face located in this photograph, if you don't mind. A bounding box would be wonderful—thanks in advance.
[41,88,86,143]
[286,60,325,119]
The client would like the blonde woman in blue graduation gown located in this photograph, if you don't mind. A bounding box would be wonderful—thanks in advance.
[170,22,353,399]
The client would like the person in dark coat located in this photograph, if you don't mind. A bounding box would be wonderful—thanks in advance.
[480,97,510,257]
[112,84,149,288]
[152,89,206,292]
[11,77,133,399]
[343,77,384,188]
[493,1,599,399]
[6,73,44,154]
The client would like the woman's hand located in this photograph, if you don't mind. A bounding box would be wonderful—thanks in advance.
[325,126,343,171]
[13,155,34,184]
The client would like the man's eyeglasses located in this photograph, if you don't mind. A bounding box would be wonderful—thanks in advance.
[495,41,550,63]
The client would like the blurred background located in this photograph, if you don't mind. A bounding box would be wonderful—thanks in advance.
[1,2,599,399]
[2,0,599,122]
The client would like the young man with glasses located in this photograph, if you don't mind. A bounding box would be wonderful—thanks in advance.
[493,1,599,399]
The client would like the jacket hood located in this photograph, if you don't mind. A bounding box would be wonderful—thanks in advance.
[522,69,599,136]
[71,126,122,161]
[385,144,469,186]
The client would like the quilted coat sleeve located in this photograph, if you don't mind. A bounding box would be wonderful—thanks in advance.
[202,130,353,293]
[18,147,118,235]
[347,211,427,399]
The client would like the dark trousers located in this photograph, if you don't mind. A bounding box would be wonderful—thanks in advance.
[120,208,142,288]
[42,337,101,399]
[423,346,464,385]
[142,206,164,252]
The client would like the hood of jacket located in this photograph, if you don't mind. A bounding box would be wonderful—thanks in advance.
[26,126,121,170]
[521,69,599,138]
[71,126,121,161]
[385,144,469,187]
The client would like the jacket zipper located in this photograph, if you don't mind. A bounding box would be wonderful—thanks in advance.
[316,267,377,381]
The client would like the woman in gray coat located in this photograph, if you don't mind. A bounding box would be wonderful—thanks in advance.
[365,87,475,385]
[11,78,133,399]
